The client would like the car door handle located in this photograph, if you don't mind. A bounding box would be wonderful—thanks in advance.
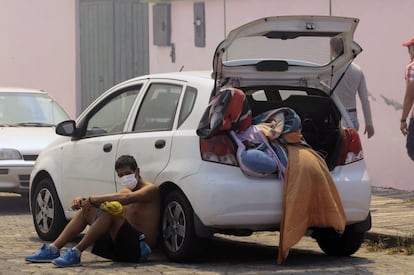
[155,139,166,149]
[103,143,112,152]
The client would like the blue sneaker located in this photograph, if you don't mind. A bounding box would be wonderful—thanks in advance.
[25,244,60,263]
[52,248,81,267]
[139,239,151,262]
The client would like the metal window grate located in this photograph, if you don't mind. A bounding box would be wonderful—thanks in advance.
[19,174,30,187]
[23,155,38,161]
[0,169,8,175]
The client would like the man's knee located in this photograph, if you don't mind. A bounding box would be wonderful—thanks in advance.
[81,207,101,224]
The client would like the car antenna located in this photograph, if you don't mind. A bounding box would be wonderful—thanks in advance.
[179,65,184,72]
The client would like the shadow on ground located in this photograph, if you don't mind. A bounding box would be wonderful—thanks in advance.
[147,235,374,267]
[0,193,30,215]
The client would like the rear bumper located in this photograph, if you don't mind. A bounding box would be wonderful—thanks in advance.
[178,160,371,229]
[331,161,371,223]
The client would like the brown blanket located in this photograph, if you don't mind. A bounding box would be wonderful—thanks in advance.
[277,144,346,264]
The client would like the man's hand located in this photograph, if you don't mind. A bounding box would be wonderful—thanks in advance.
[364,125,375,139]
[71,197,86,210]
[401,121,409,136]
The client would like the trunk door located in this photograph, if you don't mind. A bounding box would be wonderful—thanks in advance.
[212,15,362,92]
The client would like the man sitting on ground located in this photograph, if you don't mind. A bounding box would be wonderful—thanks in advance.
[25,155,160,267]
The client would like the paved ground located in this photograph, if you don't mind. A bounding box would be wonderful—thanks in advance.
[1,186,414,274]
[369,186,414,239]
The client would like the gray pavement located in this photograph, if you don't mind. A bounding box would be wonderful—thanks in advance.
[2,186,414,274]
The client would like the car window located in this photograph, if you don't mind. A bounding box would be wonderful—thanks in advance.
[251,90,267,101]
[133,83,182,132]
[85,86,140,137]
[0,92,69,126]
[226,36,333,66]
[178,86,197,128]
[279,90,308,100]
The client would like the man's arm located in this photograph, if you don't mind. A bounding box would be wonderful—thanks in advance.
[401,81,414,136]
[87,181,158,207]
[357,72,374,138]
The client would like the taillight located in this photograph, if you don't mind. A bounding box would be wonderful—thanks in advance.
[199,134,238,165]
[337,128,364,165]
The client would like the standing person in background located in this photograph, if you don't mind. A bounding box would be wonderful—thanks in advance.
[400,37,414,161]
[330,36,375,138]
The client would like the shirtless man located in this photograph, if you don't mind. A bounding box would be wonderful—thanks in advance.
[25,155,160,267]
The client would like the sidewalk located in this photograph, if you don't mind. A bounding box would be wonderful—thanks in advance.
[368,186,414,241]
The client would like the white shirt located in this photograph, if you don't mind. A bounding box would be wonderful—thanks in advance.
[332,62,373,126]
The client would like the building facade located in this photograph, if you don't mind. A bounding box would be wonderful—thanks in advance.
[1,0,413,190]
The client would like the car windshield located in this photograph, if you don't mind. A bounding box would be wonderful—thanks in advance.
[0,92,69,127]
[224,34,335,66]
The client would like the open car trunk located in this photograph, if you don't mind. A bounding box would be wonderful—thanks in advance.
[243,85,342,171]
[202,15,363,172]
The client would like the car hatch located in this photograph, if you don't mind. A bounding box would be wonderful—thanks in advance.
[212,15,362,91]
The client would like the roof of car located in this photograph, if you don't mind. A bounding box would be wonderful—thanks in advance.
[113,71,214,90]
[141,70,213,80]
[0,87,47,94]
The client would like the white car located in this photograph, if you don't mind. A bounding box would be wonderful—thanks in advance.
[0,87,70,195]
[29,15,371,262]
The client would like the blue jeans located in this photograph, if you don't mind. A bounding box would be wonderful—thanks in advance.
[406,118,414,161]
[342,111,360,131]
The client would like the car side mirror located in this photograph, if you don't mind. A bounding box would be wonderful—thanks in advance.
[56,120,76,136]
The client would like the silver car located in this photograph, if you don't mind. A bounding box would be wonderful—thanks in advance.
[0,87,70,195]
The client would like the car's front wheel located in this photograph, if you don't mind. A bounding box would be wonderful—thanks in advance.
[161,191,202,262]
[313,226,365,256]
[31,177,67,241]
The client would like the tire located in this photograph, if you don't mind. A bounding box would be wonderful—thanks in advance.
[161,191,202,262]
[313,226,365,256]
[31,177,67,241]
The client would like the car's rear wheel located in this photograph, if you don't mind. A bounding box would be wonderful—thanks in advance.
[31,177,67,241]
[161,191,202,262]
[313,226,365,256]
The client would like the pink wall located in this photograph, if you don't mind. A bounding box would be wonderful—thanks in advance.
[149,0,414,190]
[149,0,331,73]
[1,0,412,190]
[332,0,414,190]
[0,0,77,118]
[149,1,226,73]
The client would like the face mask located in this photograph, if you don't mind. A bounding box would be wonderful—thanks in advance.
[118,173,137,190]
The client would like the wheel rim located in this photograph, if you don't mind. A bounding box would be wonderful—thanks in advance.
[34,187,55,234]
[162,201,186,253]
